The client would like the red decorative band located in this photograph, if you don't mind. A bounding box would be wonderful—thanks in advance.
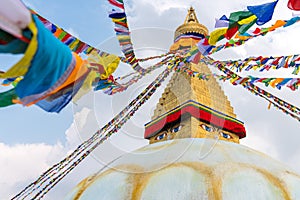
[144,100,246,139]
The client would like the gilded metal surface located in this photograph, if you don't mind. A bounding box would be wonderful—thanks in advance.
[174,7,209,40]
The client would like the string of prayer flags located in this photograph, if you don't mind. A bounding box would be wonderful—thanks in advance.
[197,37,215,56]
[1,5,136,112]
[173,65,212,80]
[203,57,300,117]
[93,54,173,94]
[224,11,257,40]
[174,56,300,91]
[108,1,146,74]
[101,55,174,95]
[173,53,300,118]
[93,75,116,91]
[207,0,278,47]
[245,82,300,121]
[217,75,299,91]
[218,54,300,74]
[196,1,298,56]
[208,16,300,55]
[31,9,115,57]
[103,55,174,95]
[247,0,278,25]
[226,0,278,38]
[12,63,173,200]
[0,12,113,113]
[137,52,173,62]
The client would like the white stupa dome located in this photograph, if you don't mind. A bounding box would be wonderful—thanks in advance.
[65,138,300,200]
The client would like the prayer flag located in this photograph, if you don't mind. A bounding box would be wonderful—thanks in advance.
[288,0,300,11]
[247,0,278,25]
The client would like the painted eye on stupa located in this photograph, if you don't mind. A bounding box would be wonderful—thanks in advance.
[201,124,213,132]
[172,125,182,133]
[220,132,232,139]
[155,132,167,140]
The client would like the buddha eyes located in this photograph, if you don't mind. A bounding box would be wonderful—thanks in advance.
[201,124,213,132]
[154,125,182,141]
[200,124,233,139]
[155,132,167,140]
[220,132,232,139]
[172,125,182,133]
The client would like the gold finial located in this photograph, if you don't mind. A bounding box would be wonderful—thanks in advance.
[174,7,209,40]
[184,7,199,23]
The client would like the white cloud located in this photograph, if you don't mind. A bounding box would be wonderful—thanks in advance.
[0,142,65,199]
[0,107,104,199]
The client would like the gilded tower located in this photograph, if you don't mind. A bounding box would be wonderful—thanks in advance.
[145,7,246,144]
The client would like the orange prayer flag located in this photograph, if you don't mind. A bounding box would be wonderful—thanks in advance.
[269,20,286,31]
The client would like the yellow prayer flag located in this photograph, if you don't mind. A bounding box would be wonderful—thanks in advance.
[87,50,120,80]
[73,70,98,102]
[208,28,227,45]
[112,17,126,23]
[117,35,130,40]
[229,76,240,84]
[69,39,80,50]
[238,15,257,25]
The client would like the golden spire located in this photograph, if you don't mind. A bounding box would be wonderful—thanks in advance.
[174,7,209,40]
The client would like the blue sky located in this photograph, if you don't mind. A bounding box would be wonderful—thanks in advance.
[1,0,300,199]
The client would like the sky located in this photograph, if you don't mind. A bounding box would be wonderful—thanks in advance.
[0,0,300,199]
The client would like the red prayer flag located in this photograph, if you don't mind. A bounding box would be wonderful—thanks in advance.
[252,27,261,35]
[288,0,300,11]
[225,25,239,40]
[108,0,125,10]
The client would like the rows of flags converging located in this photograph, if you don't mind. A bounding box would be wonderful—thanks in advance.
[3,0,300,199]
[0,0,299,116]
